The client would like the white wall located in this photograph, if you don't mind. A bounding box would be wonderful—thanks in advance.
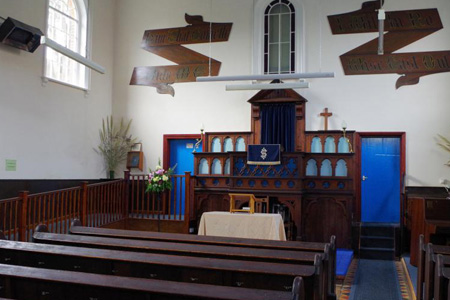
[0,0,116,179]
[1,0,449,185]
[112,0,450,186]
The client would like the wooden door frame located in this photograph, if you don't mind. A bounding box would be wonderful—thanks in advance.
[162,134,202,170]
[355,132,406,223]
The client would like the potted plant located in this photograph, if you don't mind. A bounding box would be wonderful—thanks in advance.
[95,116,137,179]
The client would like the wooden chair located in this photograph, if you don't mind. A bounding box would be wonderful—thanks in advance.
[254,196,269,213]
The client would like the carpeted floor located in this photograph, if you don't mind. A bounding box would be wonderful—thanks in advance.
[336,259,416,300]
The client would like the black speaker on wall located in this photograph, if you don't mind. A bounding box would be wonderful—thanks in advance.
[0,17,43,53]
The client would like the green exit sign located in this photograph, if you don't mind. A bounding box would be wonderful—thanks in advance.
[5,159,17,171]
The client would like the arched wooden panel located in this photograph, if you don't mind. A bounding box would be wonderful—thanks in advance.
[302,197,351,248]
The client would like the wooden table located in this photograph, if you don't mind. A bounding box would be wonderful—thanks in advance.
[198,212,286,241]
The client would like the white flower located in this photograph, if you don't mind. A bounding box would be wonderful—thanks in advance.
[152,177,158,182]
[156,165,162,170]
[162,175,168,181]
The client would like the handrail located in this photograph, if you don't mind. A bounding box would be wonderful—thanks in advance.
[0,173,191,241]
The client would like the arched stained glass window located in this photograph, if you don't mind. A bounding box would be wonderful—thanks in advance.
[235,137,246,152]
[211,138,222,152]
[224,138,233,152]
[211,159,222,175]
[45,0,89,89]
[320,159,332,177]
[264,0,295,74]
[199,159,209,175]
[306,159,318,176]
[311,137,322,153]
[338,137,350,153]
[335,159,348,177]
[224,158,231,175]
[324,136,336,153]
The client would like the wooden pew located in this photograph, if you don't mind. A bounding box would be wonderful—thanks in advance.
[416,234,450,300]
[0,239,317,297]
[434,254,450,300]
[410,197,450,266]
[0,263,304,300]
[69,221,336,297]
[32,231,329,300]
[424,245,450,300]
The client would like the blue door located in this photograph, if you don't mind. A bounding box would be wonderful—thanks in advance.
[169,139,202,215]
[361,137,400,223]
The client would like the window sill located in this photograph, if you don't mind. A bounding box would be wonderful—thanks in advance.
[42,76,90,94]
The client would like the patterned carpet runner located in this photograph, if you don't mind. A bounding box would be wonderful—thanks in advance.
[336,259,415,300]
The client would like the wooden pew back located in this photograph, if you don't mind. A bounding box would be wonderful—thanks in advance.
[0,239,316,294]
[32,231,329,300]
[421,241,450,300]
[0,263,303,300]
[69,222,336,298]
[434,254,450,300]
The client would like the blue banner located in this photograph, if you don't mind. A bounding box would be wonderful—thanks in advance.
[247,144,281,165]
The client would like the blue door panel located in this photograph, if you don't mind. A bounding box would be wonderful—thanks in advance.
[361,137,400,223]
[169,139,202,215]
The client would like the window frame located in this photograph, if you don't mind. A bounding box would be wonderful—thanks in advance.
[264,0,296,74]
[43,0,91,91]
[253,0,304,75]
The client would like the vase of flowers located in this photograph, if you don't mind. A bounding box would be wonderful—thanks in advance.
[146,160,176,232]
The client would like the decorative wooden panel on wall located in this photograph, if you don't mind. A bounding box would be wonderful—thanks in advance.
[328,0,450,88]
[302,196,352,248]
[130,14,232,96]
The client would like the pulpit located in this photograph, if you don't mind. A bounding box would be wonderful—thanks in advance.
[192,88,355,248]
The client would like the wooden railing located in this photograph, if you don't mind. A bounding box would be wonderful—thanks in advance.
[84,180,127,228]
[127,172,191,222]
[0,173,192,241]
[0,180,127,242]
[0,196,21,241]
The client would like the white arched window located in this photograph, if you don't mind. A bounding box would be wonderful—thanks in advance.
[264,0,295,74]
[253,0,303,75]
[45,0,89,89]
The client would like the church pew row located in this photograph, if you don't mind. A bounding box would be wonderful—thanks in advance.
[434,255,450,300]
[0,263,305,300]
[32,231,330,300]
[417,235,450,300]
[69,220,336,297]
[0,239,320,298]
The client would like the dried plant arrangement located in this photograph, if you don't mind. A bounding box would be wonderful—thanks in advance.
[95,116,138,178]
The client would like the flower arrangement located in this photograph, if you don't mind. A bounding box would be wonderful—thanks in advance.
[145,160,177,194]
[95,116,138,178]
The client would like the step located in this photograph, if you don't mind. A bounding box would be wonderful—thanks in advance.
[360,224,396,238]
[359,247,395,260]
[360,235,394,249]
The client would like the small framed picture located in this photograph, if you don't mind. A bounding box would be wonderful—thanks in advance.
[131,143,142,152]
[127,152,142,170]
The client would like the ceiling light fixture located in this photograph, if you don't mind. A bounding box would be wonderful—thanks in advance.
[197,72,334,82]
[226,81,309,91]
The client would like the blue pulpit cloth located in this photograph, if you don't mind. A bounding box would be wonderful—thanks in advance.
[247,144,281,165]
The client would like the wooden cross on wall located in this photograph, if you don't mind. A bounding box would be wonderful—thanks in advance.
[320,108,333,131]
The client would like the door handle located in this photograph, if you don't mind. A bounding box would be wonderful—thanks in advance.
[362,175,368,181]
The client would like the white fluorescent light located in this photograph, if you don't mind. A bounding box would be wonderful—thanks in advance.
[197,72,334,82]
[41,36,105,74]
[226,82,309,91]
[378,9,385,55]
